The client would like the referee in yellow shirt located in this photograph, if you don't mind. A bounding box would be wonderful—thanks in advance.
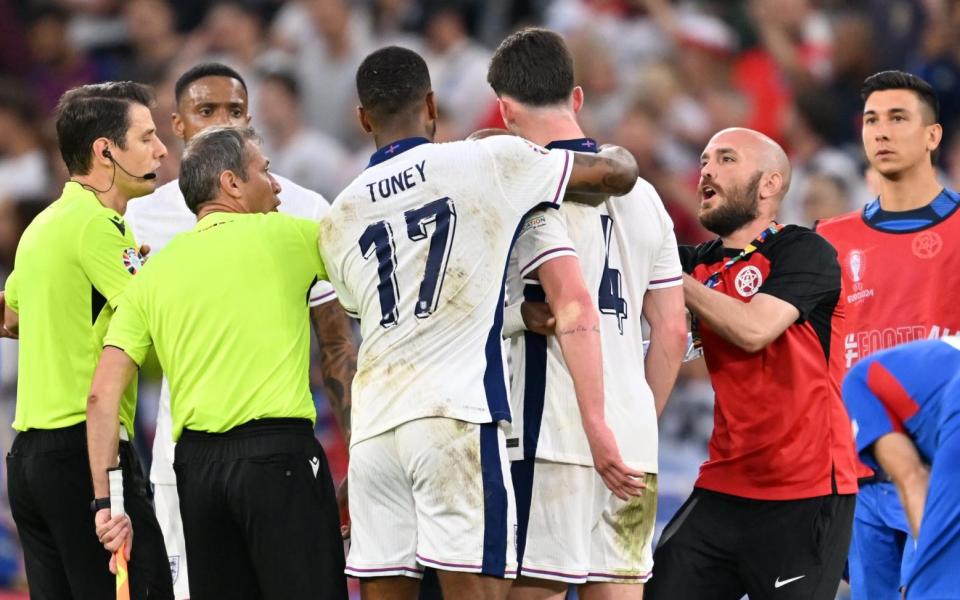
[2,83,173,598]
[87,126,347,599]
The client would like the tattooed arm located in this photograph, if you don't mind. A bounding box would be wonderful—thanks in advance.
[310,301,357,447]
[565,145,639,204]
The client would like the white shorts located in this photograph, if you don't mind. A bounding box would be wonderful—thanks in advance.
[153,482,190,599]
[345,417,517,579]
[513,459,657,584]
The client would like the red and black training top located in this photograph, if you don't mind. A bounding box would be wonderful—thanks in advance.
[680,225,859,501]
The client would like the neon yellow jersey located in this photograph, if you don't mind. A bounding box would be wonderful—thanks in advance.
[104,212,326,440]
[6,182,144,436]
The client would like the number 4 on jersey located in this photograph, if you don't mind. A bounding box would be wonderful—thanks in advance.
[598,215,627,334]
[359,198,457,328]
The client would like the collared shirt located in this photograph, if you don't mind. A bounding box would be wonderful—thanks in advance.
[105,212,326,440]
[6,182,143,436]
[321,135,572,446]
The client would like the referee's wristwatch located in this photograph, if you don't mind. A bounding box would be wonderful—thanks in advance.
[90,497,110,513]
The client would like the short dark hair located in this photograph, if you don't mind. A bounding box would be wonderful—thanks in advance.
[179,126,258,214]
[175,62,248,105]
[262,71,300,101]
[487,27,574,107]
[55,82,154,176]
[356,46,431,124]
[861,70,939,123]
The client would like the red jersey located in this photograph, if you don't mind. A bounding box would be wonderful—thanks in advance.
[817,192,960,477]
[816,194,960,369]
[681,225,859,500]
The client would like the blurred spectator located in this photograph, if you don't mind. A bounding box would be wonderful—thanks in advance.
[910,0,960,155]
[369,0,424,48]
[257,70,352,199]
[567,28,627,138]
[0,85,50,202]
[421,4,496,140]
[801,172,851,225]
[671,11,746,148]
[610,97,710,244]
[175,0,273,108]
[819,10,876,146]
[25,5,104,114]
[780,89,867,225]
[733,0,832,143]
[117,0,183,84]
[0,0,31,77]
[863,0,926,73]
[272,0,374,149]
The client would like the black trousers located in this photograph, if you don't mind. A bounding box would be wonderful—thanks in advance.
[645,488,855,600]
[6,422,173,600]
[174,418,347,600]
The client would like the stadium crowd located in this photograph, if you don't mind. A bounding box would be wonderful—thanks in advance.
[0,0,959,598]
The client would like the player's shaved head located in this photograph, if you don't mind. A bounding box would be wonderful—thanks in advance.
[488,27,574,106]
[706,128,792,200]
[356,46,432,127]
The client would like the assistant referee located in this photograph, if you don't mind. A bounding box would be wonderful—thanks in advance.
[2,82,173,599]
[86,126,347,600]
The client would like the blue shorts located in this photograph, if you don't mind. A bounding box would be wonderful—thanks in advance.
[904,398,960,599]
[848,481,910,600]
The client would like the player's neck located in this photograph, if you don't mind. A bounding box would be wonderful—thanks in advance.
[373,125,431,149]
[721,216,777,250]
[512,110,583,147]
[71,174,130,215]
[877,164,943,212]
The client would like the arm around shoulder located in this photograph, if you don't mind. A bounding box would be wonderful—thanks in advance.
[565,145,639,202]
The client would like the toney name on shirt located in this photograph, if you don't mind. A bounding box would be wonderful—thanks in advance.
[366,160,427,202]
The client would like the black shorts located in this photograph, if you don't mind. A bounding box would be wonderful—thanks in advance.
[6,422,173,600]
[645,488,855,600]
[174,418,347,600]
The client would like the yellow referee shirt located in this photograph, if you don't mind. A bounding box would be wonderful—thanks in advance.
[5,182,143,436]
[104,211,326,441]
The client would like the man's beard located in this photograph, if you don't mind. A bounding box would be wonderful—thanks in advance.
[699,172,762,238]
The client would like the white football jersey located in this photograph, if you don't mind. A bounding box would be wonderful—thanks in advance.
[125,175,335,484]
[319,136,573,446]
[506,167,681,473]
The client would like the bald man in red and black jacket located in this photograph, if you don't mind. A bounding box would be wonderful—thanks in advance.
[645,128,858,600]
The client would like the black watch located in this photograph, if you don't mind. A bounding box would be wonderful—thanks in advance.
[90,497,110,513]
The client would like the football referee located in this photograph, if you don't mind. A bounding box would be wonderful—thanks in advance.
[2,83,173,598]
[86,126,347,600]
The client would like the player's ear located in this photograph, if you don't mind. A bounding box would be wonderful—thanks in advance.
[927,122,943,153]
[172,112,185,141]
[357,106,373,134]
[425,90,438,121]
[498,97,515,126]
[572,86,584,114]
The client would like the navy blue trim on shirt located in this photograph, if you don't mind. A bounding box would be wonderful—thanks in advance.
[545,137,599,154]
[862,188,960,233]
[366,137,430,168]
